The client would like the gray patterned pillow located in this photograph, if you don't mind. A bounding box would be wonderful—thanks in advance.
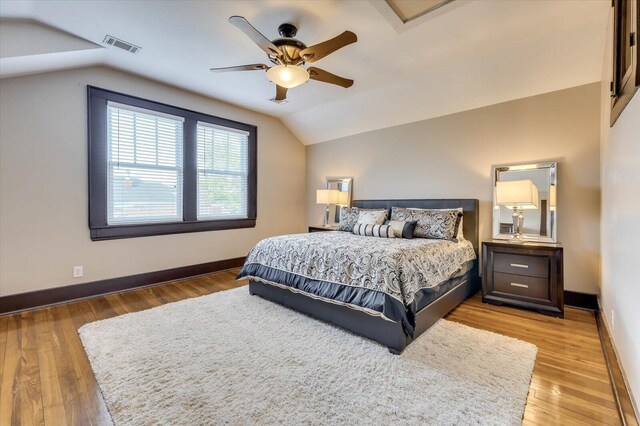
[339,207,388,232]
[391,207,462,240]
[357,210,387,225]
[457,216,465,240]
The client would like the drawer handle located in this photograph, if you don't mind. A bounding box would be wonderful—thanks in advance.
[510,282,529,289]
[510,263,529,269]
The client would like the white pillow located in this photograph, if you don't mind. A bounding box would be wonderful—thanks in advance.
[357,209,387,225]
[352,222,395,238]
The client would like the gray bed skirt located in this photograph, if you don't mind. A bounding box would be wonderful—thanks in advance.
[248,274,480,354]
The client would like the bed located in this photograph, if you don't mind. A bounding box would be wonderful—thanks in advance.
[238,199,480,354]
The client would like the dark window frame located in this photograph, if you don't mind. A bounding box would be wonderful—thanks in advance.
[611,0,639,126]
[88,86,257,241]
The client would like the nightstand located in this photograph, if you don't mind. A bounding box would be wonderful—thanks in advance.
[482,240,564,318]
[308,225,339,233]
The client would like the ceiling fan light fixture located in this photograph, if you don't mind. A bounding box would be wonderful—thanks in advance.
[266,65,309,89]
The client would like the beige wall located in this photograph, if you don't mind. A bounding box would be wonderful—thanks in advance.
[0,66,306,297]
[307,83,601,294]
[599,8,640,410]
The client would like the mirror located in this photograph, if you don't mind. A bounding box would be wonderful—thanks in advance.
[492,162,557,242]
[326,177,353,225]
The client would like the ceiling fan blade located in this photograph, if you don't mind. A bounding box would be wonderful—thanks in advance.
[308,67,353,88]
[229,16,282,59]
[210,64,268,73]
[275,85,288,101]
[300,31,357,63]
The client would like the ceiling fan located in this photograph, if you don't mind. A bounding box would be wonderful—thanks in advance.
[210,16,357,102]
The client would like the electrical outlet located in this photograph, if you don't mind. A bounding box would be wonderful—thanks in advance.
[611,310,615,331]
[73,266,84,278]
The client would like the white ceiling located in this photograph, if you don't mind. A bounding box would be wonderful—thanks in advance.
[0,0,609,145]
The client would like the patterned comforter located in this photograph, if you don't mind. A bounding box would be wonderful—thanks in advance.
[238,231,476,335]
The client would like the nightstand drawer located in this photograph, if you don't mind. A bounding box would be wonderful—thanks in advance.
[494,272,549,300]
[494,253,549,278]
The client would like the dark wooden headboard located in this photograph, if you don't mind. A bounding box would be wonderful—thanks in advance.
[351,199,480,255]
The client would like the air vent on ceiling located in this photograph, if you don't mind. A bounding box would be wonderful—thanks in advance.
[269,98,289,104]
[103,35,141,54]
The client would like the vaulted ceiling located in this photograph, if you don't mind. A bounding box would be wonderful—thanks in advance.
[0,0,609,144]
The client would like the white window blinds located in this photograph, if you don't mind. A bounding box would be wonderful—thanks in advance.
[107,102,184,225]
[197,122,249,220]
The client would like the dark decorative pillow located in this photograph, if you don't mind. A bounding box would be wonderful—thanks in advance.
[384,220,418,239]
[339,207,387,232]
[390,207,463,240]
[352,223,395,238]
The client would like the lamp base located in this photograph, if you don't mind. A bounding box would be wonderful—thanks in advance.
[323,204,331,227]
[507,234,526,244]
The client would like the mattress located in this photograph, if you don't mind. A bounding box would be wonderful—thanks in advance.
[237,231,476,336]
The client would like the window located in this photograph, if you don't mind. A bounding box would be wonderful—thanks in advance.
[197,123,249,220]
[88,87,257,240]
[107,103,184,224]
[611,0,639,125]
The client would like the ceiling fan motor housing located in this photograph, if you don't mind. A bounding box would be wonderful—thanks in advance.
[271,23,307,65]
[278,23,297,38]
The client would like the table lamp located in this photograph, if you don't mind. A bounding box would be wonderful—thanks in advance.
[496,180,539,242]
[316,189,340,227]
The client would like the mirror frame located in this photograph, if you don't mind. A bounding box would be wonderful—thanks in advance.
[326,176,353,225]
[492,162,558,243]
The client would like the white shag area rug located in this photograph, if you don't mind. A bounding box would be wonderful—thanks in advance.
[79,286,537,425]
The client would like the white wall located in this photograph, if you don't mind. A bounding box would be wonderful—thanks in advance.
[600,9,640,410]
[307,83,601,294]
[0,66,306,297]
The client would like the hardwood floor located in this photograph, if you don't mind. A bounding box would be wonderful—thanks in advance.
[0,269,630,425]
[447,295,630,426]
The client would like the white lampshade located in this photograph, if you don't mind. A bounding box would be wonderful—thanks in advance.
[549,185,557,210]
[337,191,350,205]
[316,189,340,204]
[266,65,309,89]
[496,180,539,209]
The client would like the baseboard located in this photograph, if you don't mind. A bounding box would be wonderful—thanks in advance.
[596,309,639,425]
[0,257,245,315]
[564,290,599,311]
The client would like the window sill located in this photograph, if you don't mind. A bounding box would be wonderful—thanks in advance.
[90,218,256,241]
